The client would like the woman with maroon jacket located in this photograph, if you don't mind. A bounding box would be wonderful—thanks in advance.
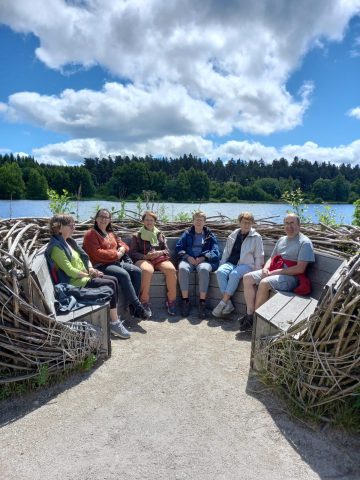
[83,208,150,319]
[129,211,177,316]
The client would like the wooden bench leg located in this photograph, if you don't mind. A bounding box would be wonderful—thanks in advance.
[89,305,111,358]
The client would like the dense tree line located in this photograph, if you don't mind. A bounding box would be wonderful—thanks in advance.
[0,152,359,203]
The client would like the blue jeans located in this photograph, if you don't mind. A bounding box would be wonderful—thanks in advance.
[216,263,253,296]
[97,261,142,306]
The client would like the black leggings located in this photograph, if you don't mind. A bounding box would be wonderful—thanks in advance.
[86,275,118,309]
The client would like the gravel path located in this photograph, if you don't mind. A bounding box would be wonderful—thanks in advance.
[1,313,359,480]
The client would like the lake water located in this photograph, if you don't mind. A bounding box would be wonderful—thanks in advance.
[0,199,355,224]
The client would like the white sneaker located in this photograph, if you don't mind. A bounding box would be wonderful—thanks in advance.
[212,301,225,318]
[222,300,235,315]
[110,320,131,339]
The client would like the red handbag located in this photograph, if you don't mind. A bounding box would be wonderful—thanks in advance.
[151,254,170,266]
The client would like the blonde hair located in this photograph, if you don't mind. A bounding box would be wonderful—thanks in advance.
[49,214,74,235]
[192,210,206,221]
[238,212,255,223]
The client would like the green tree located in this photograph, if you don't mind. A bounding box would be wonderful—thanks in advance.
[44,167,71,194]
[0,162,25,199]
[350,178,360,197]
[26,169,48,199]
[222,182,240,201]
[68,167,96,197]
[187,168,210,200]
[107,162,150,197]
[163,179,177,201]
[254,178,281,199]
[173,168,190,200]
[149,171,167,198]
[332,174,350,202]
[240,185,270,201]
[353,199,360,226]
[311,178,334,201]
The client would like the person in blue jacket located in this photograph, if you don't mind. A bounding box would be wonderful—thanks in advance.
[176,211,220,319]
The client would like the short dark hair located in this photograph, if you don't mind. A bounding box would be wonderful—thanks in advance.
[284,213,300,225]
[142,210,157,222]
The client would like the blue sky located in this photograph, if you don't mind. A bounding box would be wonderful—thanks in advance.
[1,0,360,166]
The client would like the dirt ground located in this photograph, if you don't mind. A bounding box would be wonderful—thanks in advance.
[1,311,360,480]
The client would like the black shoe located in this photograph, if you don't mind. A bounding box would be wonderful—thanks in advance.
[198,302,207,319]
[181,299,191,317]
[239,314,254,331]
[132,303,150,320]
[142,303,152,318]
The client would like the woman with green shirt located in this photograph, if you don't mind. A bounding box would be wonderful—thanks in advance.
[46,214,130,339]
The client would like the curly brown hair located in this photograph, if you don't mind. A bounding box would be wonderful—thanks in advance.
[49,214,75,235]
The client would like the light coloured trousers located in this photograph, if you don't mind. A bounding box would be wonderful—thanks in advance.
[135,260,177,303]
[216,262,253,296]
[178,260,212,295]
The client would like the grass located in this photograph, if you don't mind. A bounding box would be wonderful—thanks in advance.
[258,370,360,433]
[0,354,97,402]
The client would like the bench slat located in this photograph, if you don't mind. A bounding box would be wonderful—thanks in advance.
[269,295,317,330]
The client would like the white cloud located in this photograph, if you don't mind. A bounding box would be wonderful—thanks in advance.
[280,139,360,165]
[33,135,214,165]
[212,141,279,162]
[348,106,360,119]
[4,83,217,140]
[33,138,108,165]
[1,1,360,164]
[2,1,359,137]
[32,136,360,166]
[350,35,360,57]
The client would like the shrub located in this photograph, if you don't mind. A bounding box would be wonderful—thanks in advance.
[353,199,360,226]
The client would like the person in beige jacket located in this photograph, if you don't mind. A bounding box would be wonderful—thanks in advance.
[212,212,264,318]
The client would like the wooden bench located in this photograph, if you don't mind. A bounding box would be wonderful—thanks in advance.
[250,252,347,371]
[30,247,111,357]
[30,232,344,365]
[120,235,346,372]
[118,237,345,316]
[117,237,198,311]
[118,237,275,313]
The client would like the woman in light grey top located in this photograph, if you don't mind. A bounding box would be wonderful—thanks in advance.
[212,212,264,318]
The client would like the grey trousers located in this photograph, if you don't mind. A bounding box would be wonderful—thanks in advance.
[178,260,212,295]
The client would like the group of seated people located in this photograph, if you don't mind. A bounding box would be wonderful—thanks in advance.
[46,209,315,339]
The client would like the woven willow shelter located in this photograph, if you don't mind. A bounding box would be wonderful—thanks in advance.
[258,253,360,420]
[0,216,359,420]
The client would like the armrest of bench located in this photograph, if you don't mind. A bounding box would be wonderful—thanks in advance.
[250,292,318,371]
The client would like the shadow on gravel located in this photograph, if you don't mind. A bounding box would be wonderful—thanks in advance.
[207,315,246,334]
[123,317,148,333]
[245,370,360,480]
[0,359,106,429]
[235,330,252,342]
